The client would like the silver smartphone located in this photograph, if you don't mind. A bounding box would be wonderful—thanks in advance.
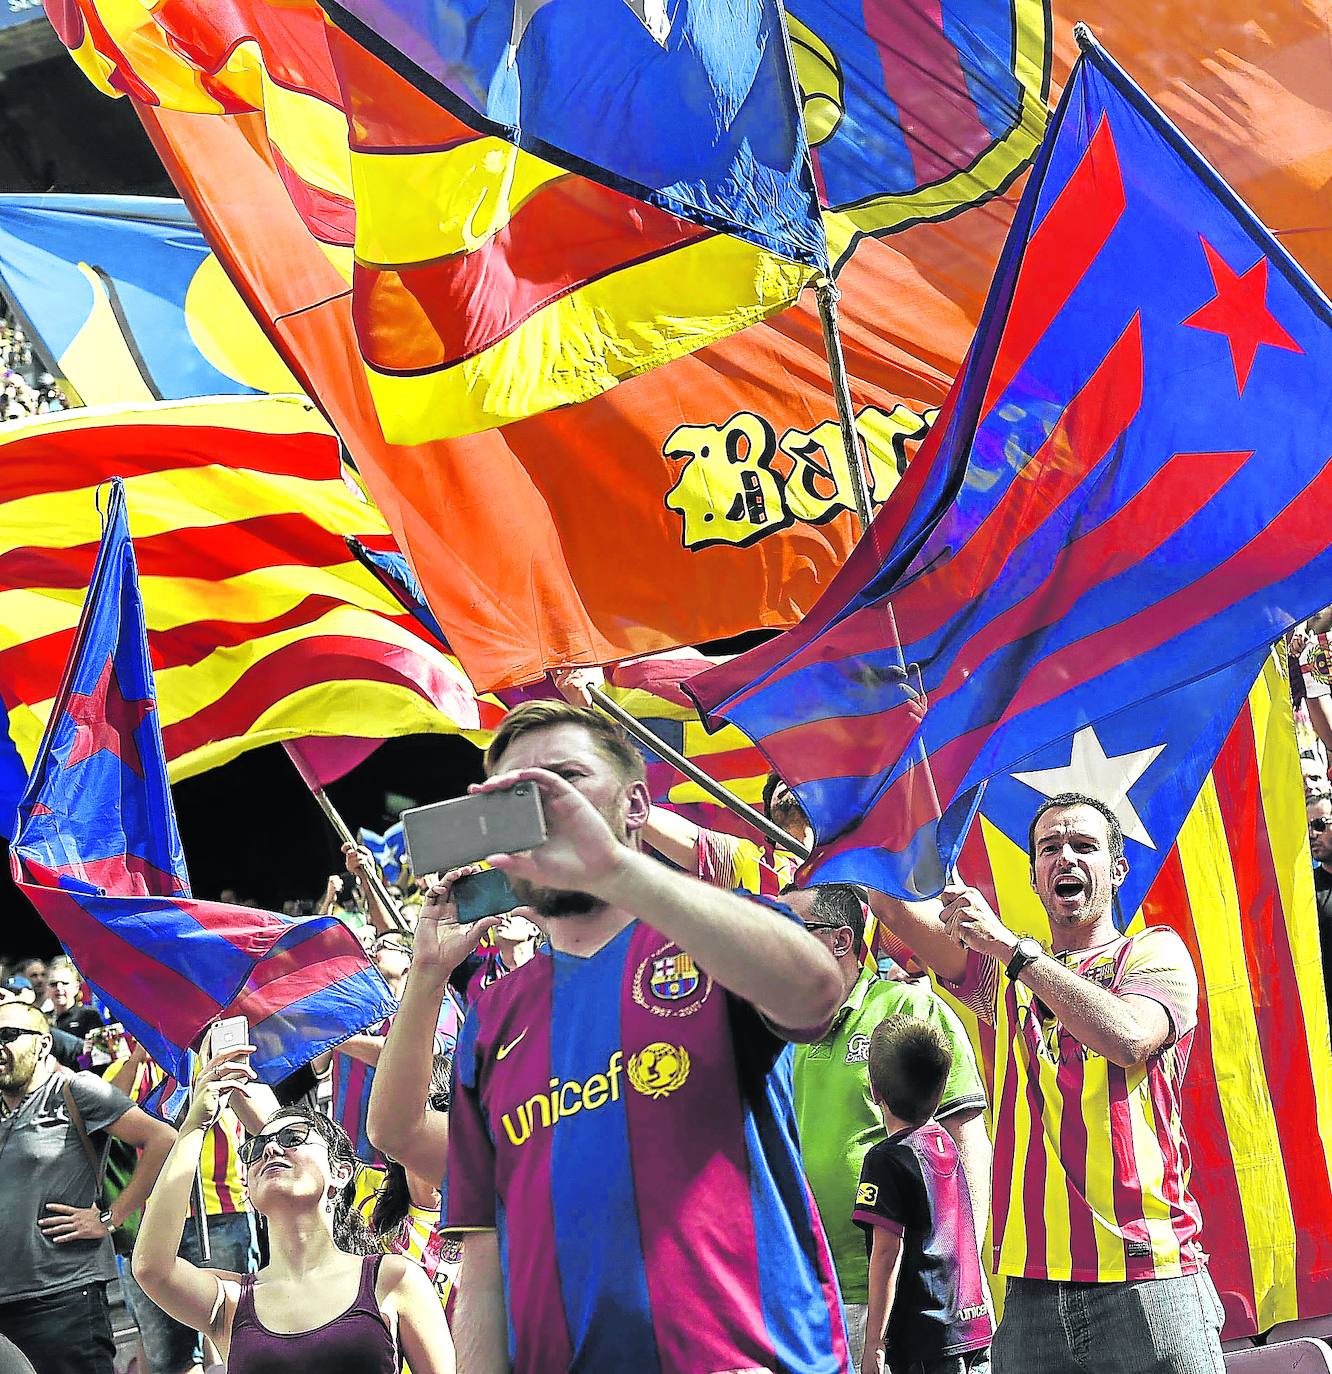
[209,1014,249,1056]
[402,782,547,876]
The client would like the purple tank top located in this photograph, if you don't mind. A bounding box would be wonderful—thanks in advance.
[228,1253,399,1374]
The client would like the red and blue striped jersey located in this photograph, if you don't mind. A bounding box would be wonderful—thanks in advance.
[333,987,463,1166]
[444,918,849,1374]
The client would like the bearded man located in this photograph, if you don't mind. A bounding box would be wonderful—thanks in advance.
[369,700,849,1374]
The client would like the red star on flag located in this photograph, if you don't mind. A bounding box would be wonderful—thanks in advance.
[64,656,156,777]
[1183,238,1303,395]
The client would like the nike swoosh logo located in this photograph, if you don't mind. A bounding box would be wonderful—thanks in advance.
[496,1031,527,1061]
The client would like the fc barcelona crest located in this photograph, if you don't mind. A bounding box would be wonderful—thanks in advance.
[650,954,699,1001]
[633,943,713,1018]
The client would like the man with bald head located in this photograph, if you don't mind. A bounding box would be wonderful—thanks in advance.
[874,791,1223,1374]
[0,1001,174,1374]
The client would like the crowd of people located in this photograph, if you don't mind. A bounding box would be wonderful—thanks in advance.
[2,638,1330,1374]
[0,314,64,420]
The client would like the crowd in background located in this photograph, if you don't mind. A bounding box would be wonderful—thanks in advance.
[2,623,1332,1374]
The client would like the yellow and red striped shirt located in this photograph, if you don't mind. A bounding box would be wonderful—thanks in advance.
[944,927,1203,1283]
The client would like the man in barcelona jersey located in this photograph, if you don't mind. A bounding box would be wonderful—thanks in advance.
[379,700,849,1374]
[874,791,1224,1374]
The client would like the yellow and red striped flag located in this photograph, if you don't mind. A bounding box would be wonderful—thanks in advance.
[0,394,492,829]
[935,657,1332,1338]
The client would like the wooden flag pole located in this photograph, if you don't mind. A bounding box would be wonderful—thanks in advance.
[284,753,408,933]
[814,276,876,532]
[586,685,810,860]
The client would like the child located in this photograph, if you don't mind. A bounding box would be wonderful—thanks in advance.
[853,1014,993,1374]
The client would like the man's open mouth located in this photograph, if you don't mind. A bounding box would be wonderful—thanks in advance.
[1054,875,1084,899]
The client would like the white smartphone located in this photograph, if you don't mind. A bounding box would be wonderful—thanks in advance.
[209,1014,249,1057]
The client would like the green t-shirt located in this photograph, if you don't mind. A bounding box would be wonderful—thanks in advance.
[793,972,987,1304]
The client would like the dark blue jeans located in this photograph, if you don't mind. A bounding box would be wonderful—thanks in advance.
[992,1272,1225,1374]
[0,1282,115,1374]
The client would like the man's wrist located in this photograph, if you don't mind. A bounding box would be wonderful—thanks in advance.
[984,930,1021,966]
[585,845,640,907]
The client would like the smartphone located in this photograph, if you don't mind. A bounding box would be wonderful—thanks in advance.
[453,868,521,924]
[402,782,546,877]
[209,1014,250,1057]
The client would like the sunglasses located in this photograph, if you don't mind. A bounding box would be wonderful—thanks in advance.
[1310,818,1332,833]
[239,1121,317,1167]
[0,1026,42,1046]
[802,922,843,933]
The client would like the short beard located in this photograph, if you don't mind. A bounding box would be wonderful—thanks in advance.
[509,880,603,919]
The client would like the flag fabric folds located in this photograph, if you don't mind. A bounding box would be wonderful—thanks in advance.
[357,823,406,886]
[47,0,817,443]
[942,659,1332,1338]
[319,0,827,264]
[0,395,491,837]
[10,480,396,1081]
[691,40,1332,898]
[0,194,298,406]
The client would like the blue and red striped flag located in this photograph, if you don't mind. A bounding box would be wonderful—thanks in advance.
[690,37,1332,900]
[10,479,396,1081]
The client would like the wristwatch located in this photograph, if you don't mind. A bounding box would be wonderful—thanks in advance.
[1005,936,1043,981]
[98,1209,115,1231]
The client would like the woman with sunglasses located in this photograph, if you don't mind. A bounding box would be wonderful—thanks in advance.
[131,1045,454,1373]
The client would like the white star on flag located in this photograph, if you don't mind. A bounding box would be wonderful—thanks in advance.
[1011,726,1165,849]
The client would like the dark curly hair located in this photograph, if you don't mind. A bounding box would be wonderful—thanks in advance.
[253,1107,374,1255]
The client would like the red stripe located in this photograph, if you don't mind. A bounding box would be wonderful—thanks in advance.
[989,449,1332,726]
[1104,1060,1155,1281]
[352,187,708,375]
[872,0,995,187]
[211,1126,236,1215]
[1144,1032,1198,1264]
[159,635,471,757]
[226,936,372,1025]
[271,143,357,248]
[1015,1000,1049,1279]
[1055,1046,1098,1276]
[987,1019,1019,1272]
[18,882,224,1029]
[982,115,1126,416]
[0,510,360,592]
[0,425,338,500]
[1141,850,1257,1334]
[816,448,1255,853]
[0,595,431,712]
[1211,707,1332,1315]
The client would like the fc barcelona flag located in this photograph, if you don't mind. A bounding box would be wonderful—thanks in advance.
[10,480,396,1081]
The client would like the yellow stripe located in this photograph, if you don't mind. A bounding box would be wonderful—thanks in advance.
[1176,774,1297,1328]
[681,720,758,759]
[1080,1055,1126,1281]
[0,467,380,559]
[1124,1061,1185,1276]
[666,773,767,808]
[992,994,1031,1277]
[352,140,566,263]
[252,50,354,203]
[1033,1052,1072,1280]
[169,678,480,782]
[979,815,1052,942]
[12,604,474,760]
[363,238,812,441]
[0,394,332,445]
[76,0,230,112]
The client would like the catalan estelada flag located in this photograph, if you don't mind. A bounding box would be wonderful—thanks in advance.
[0,395,490,836]
[691,38,1332,898]
[0,194,298,405]
[10,479,397,1081]
[937,658,1332,1339]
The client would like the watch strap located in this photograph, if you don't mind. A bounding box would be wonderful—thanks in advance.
[1005,940,1041,981]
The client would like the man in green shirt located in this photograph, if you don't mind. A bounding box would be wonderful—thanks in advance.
[785,884,991,1365]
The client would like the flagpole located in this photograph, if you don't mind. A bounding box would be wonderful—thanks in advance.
[814,277,875,532]
[283,753,408,933]
[586,685,810,859]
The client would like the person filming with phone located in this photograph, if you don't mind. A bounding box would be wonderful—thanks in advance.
[374,700,848,1374]
[130,1035,455,1373]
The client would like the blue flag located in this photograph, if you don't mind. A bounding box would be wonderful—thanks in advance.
[320,0,826,267]
[0,194,298,405]
[10,480,395,1079]
[690,38,1332,899]
[357,823,408,887]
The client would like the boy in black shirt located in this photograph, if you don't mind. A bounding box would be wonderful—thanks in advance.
[853,1014,993,1374]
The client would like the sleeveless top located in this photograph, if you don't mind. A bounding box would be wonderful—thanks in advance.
[228,1253,399,1374]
